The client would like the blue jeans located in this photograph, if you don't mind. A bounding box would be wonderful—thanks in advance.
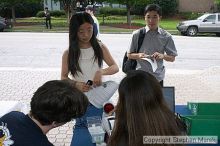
[70,104,103,146]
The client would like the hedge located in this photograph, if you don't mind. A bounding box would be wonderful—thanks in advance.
[36,10,66,17]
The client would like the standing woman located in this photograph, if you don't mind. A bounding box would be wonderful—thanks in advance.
[61,12,119,146]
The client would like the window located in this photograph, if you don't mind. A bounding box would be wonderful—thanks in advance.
[204,15,216,22]
[218,15,220,22]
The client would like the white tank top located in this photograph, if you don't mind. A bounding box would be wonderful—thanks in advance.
[73,47,100,82]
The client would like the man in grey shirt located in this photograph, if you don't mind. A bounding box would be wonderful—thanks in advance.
[127,4,177,86]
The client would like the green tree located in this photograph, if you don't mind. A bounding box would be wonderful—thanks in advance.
[0,0,41,22]
[54,0,75,22]
[96,0,152,27]
[54,0,88,22]
[215,0,220,11]
[152,0,178,16]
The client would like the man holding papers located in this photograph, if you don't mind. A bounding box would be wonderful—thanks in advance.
[127,4,177,86]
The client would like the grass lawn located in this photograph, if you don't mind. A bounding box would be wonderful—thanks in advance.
[98,15,179,30]
[5,16,180,34]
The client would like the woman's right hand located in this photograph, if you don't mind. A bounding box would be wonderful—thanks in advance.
[75,81,91,92]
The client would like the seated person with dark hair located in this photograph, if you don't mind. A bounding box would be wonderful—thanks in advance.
[107,70,185,146]
[0,80,89,146]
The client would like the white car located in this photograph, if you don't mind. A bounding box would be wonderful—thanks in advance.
[177,13,220,36]
[0,17,6,32]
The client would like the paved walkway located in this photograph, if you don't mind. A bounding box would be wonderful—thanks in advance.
[1,66,220,146]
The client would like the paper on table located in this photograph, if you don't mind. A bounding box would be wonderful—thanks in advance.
[141,57,158,72]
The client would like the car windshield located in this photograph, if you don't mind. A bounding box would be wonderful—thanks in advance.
[197,14,209,20]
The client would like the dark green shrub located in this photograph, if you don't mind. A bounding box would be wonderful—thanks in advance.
[36,10,66,17]
[104,15,124,20]
[36,11,45,17]
[99,7,126,16]
[178,12,203,20]
[50,10,66,17]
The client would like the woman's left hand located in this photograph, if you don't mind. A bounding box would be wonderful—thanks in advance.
[93,70,102,86]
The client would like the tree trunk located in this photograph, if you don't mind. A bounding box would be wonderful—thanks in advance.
[63,5,70,23]
[11,6,16,23]
[67,7,70,23]
[126,4,131,28]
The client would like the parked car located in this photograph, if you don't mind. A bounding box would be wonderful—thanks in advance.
[177,13,220,36]
[0,17,6,32]
[0,16,13,32]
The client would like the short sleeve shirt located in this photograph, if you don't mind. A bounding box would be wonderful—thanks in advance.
[128,26,178,81]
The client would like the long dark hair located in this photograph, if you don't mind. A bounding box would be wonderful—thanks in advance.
[108,70,182,146]
[68,12,103,76]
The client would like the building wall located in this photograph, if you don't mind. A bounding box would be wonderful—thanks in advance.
[44,0,61,10]
[178,0,215,12]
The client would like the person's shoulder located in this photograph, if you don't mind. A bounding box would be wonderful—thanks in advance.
[132,28,144,37]
[2,111,24,117]
[62,50,69,60]
[158,27,172,38]
[98,40,111,54]
[63,50,69,55]
[0,111,24,122]
[132,28,141,34]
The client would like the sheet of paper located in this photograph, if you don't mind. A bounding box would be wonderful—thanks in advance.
[84,81,118,108]
[141,57,158,72]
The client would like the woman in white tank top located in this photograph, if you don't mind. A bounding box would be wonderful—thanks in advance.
[61,12,119,146]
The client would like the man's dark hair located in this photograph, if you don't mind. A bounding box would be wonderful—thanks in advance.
[144,4,162,16]
[45,7,48,10]
[30,80,89,125]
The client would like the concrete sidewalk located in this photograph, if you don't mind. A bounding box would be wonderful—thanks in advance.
[1,66,220,146]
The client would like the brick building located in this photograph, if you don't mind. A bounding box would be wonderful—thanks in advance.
[178,0,216,12]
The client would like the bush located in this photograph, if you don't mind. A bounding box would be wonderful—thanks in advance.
[36,10,66,17]
[99,7,126,16]
[178,12,204,20]
[51,10,66,17]
[36,11,45,17]
[104,15,124,20]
